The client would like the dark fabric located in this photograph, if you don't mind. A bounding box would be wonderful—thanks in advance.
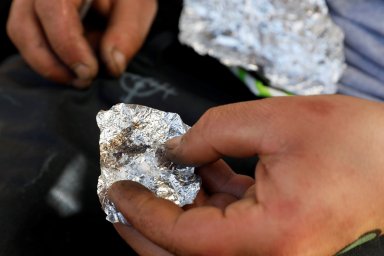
[0,0,16,62]
[0,2,257,255]
[0,1,383,255]
[0,26,258,256]
[1,43,384,256]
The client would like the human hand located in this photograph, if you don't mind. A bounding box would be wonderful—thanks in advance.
[109,95,384,255]
[7,0,157,88]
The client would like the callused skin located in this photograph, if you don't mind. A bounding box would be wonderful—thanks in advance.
[7,0,158,88]
[6,1,384,254]
[109,95,384,256]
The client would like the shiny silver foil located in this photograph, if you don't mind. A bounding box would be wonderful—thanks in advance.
[179,0,346,95]
[96,104,201,224]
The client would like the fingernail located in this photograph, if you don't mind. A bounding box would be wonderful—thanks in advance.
[108,182,131,226]
[108,181,123,202]
[73,63,92,80]
[112,49,126,75]
[72,78,92,89]
[165,136,182,150]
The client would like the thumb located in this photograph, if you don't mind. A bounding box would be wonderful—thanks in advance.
[100,0,157,77]
[165,99,285,166]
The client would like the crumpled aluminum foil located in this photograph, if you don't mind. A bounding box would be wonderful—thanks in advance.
[179,0,346,95]
[96,104,201,224]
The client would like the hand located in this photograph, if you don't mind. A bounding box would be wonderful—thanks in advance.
[7,0,157,88]
[109,95,384,255]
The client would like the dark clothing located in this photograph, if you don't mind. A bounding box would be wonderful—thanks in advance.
[0,24,257,256]
[0,1,384,255]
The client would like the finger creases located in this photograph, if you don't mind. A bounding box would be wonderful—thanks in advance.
[108,181,182,248]
[108,181,226,253]
[109,180,183,226]
[197,160,254,199]
[166,100,281,166]
[7,0,74,83]
[101,0,158,77]
[35,0,98,79]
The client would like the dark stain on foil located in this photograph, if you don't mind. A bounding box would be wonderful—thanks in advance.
[96,103,201,224]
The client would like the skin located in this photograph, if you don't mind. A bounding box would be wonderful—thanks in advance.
[6,0,157,88]
[108,95,384,255]
[6,2,384,253]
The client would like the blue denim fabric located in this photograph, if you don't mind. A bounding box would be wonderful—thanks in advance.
[327,0,384,101]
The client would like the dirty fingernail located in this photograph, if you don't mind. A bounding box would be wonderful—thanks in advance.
[73,63,92,80]
[112,49,126,75]
[72,63,93,88]
[165,136,182,150]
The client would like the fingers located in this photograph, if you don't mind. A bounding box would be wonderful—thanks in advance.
[109,180,183,251]
[165,99,283,166]
[35,0,98,87]
[108,181,237,254]
[113,223,172,256]
[7,0,74,84]
[7,0,157,86]
[100,0,158,77]
[205,193,238,210]
[198,160,254,199]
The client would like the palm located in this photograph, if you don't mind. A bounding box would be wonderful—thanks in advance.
[186,160,255,211]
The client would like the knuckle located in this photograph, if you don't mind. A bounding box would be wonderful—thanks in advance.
[106,28,142,56]
[197,107,222,141]
[253,98,282,120]
[200,106,222,128]
[6,18,19,43]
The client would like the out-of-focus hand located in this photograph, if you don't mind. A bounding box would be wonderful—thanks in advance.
[109,95,384,255]
[7,0,157,88]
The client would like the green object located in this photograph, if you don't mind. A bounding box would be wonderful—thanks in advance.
[336,230,380,255]
[233,66,380,256]
[231,67,293,97]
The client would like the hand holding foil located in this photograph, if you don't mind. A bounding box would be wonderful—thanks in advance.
[107,96,384,255]
[96,104,201,224]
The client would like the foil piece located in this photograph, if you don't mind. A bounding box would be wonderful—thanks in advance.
[179,0,346,95]
[96,104,201,224]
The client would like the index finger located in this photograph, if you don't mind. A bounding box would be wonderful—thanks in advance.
[35,0,98,83]
[7,0,74,84]
[165,99,283,166]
